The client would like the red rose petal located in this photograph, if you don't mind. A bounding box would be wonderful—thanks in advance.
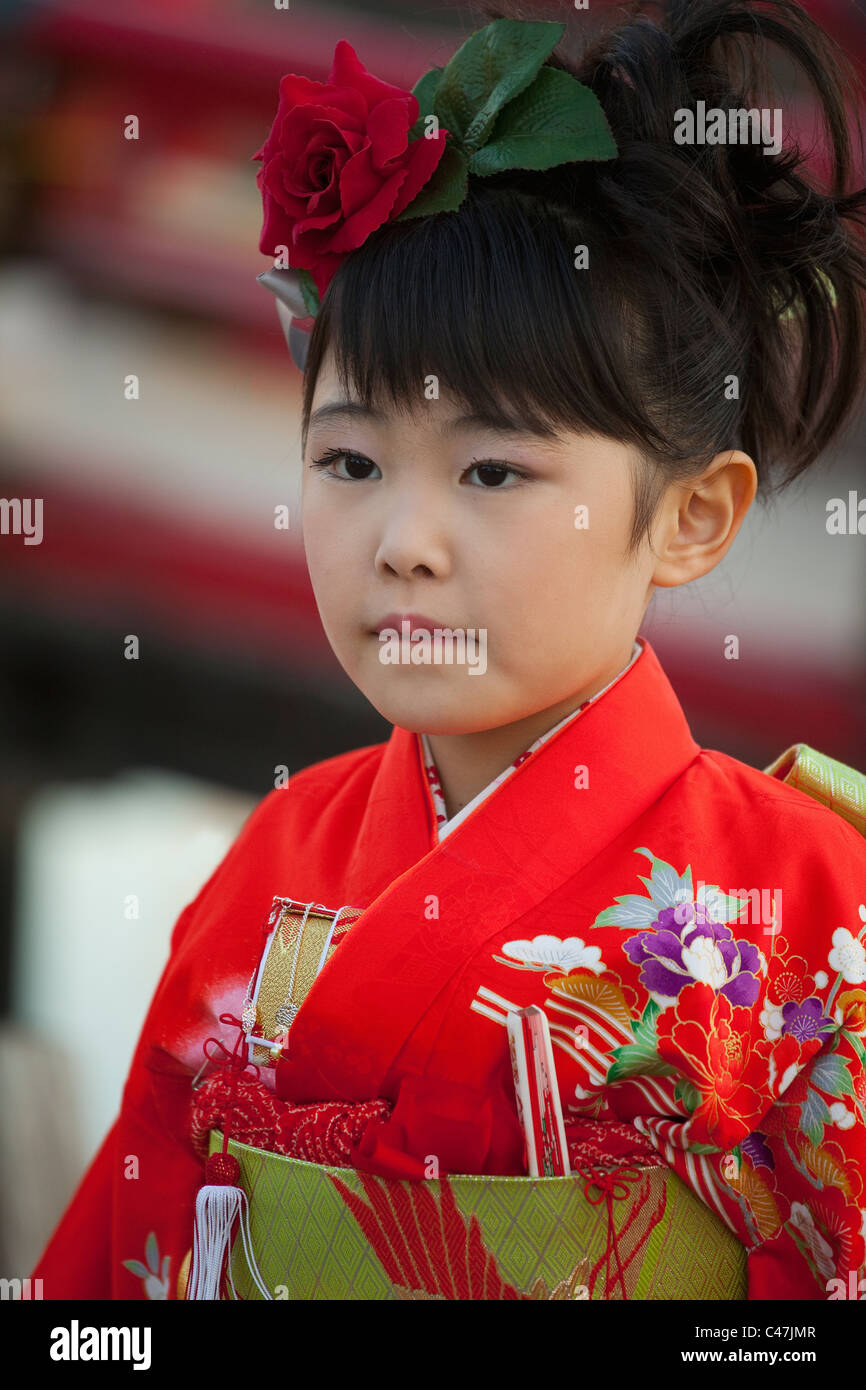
[336,142,382,219]
[277,71,332,110]
[390,129,449,218]
[301,119,361,165]
[305,178,341,216]
[328,39,418,113]
[258,174,308,256]
[288,103,365,144]
[259,88,366,170]
[306,116,364,148]
[260,153,309,216]
[366,96,412,168]
[296,206,345,236]
[330,149,406,250]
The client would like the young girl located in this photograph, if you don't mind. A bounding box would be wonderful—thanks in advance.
[34,0,866,1302]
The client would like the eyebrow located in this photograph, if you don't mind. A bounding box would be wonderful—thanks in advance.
[306,399,562,440]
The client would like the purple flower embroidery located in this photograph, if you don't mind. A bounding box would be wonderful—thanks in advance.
[781,996,835,1042]
[623,902,761,1005]
[741,1131,774,1171]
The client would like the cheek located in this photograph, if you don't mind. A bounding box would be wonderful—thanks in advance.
[560,494,636,591]
[302,494,352,568]
[301,514,346,611]
[508,509,625,600]
[488,525,633,664]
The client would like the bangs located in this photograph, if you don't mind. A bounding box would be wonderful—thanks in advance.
[301,181,677,459]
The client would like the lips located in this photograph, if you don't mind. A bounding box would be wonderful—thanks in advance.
[372,612,442,635]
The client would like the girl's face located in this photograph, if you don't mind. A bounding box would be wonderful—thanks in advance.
[301,349,659,735]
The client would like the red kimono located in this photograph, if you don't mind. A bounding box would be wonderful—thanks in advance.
[33,638,866,1300]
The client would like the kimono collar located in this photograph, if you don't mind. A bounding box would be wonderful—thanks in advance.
[291,636,703,1099]
[420,639,643,840]
[343,636,698,902]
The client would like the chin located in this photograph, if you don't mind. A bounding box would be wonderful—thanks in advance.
[362,684,500,736]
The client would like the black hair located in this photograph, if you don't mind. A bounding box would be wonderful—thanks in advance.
[301,0,866,556]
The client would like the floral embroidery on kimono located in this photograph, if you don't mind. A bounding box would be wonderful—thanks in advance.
[488,847,866,1294]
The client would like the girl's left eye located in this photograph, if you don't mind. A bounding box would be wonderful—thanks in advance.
[463,460,529,488]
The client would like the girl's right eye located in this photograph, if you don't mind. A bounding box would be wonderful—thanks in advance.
[308,448,381,481]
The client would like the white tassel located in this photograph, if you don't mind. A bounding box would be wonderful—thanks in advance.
[187,1154,273,1300]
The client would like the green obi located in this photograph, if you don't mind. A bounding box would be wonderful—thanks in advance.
[764,743,866,838]
[208,1131,746,1301]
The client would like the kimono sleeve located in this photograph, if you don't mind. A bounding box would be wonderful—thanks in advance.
[740,816,866,1302]
[745,1017,866,1301]
[654,809,866,1301]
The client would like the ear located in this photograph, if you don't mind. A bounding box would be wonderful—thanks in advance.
[650,450,758,588]
[256,268,310,372]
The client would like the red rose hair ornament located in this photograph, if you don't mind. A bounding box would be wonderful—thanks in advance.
[253,18,618,371]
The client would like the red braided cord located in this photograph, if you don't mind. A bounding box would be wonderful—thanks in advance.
[571,1162,643,1301]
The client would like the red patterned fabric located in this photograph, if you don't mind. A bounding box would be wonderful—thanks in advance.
[190,1072,392,1166]
[566,1118,667,1171]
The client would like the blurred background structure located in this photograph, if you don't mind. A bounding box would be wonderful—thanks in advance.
[0,0,863,1281]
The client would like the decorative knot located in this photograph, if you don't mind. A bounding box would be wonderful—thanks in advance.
[570,1162,645,1301]
[573,1162,643,1205]
[205,1150,241,1187]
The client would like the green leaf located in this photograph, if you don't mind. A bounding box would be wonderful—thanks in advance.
[408,66,444,142]
[606,998,678,1083]
[298,269,321,316]
[809,1051,856,1099]
[433,18,564,153]
[638,997,661,1031]
[396,145,469,220]
[705,889,754,926]
[607,1048,676,1084]
[843,1029,866,1067]
[799,1087,831,1147]
[635,847,692,912]
[468,66,618,177]
[122,1260,149,1279]
[674,1078,702,1115]
[592,896,661,931]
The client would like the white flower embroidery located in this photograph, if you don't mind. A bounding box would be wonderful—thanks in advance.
[498,934,603,974]
[827,928,866,985]
[760,1002,785,1042]
[829,1101,856,1131]
[788,1203,836,1281]
[680,935,730,990]
[814,970,829,990]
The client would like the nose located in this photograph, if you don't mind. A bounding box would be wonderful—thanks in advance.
[374,496,452,580]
